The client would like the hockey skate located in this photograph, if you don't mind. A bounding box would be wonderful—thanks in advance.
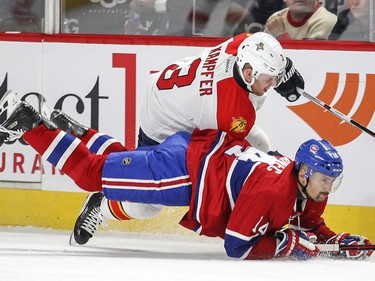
[0,90,57,146]
[11,92,89,137]
[70,192,104,245]
[50,109,89,137]
[0,90,20,118]
[0,100,43,146]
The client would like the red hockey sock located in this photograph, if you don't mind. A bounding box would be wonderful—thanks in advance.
[79,128,127,155]
[23,125,106,192]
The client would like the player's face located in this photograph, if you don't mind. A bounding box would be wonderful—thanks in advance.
[252,74,278,96]
[305,172,337,202]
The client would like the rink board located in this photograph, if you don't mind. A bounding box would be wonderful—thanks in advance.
[0,188,374,241]
[0,36,374,208]
[0,35,374,242]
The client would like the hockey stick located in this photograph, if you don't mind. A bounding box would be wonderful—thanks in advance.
[316,244,375,252]
[296,88,375,139]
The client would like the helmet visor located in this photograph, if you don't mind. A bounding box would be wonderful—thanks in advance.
[256,73,281,88]
[310,172,344,193]
[330,173,343,192]
[256,70,285,88]
[275,69,286,87]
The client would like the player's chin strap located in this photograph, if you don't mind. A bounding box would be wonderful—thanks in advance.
[235,62,256,93]
[243,75,256,93]
[296,168,313,200]
[297,180,310,200]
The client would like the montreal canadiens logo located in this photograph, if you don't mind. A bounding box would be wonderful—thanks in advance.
[230,117,247,133]
[310,144,319,153]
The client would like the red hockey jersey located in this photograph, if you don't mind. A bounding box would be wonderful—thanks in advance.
[180,129,335,259]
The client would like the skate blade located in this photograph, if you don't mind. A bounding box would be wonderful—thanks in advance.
[69,231,78,246]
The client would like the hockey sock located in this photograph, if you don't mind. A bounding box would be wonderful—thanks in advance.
[23,125,106,192]
[100,198,163,221]
[79,128,127,155]
[100,198,133,221]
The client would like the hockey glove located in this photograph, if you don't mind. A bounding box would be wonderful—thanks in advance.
[275,229,320,260]
[326,232,373,259]
[274,57,304,102]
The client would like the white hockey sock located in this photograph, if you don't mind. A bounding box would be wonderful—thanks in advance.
[100,197,164,221]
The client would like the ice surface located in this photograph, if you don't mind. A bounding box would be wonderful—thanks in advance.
[0,227,374,281]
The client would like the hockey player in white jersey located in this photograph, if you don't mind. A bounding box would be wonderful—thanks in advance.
[69,32,305,245]
[138,32,304,151]
[5,32,301,245]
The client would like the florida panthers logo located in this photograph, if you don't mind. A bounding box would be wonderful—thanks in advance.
[230,117,247,133]
[256,42,264,51]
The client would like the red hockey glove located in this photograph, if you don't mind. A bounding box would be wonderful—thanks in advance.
[274,57,304,102]
[326,232,373,259]
[275,229,320,260]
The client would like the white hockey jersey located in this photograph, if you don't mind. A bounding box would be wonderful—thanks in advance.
[140,33,267,145]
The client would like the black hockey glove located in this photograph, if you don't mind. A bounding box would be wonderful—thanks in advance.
[274,57,304,102]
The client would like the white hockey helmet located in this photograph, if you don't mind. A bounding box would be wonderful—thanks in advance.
[236,32,287,90]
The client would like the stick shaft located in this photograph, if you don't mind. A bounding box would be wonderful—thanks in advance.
[298,88,375,138]
[316,244,375,252]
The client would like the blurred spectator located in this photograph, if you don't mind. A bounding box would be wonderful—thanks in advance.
[163,0,194,35]
[322,0,344,14]
[124,0,167,35]
[125,0,252,37]
[234,0,286,35]
[329,0,370,41]
[263,0,337,40]
[63,0,131,34]
[182,0,256,37]
[124,0,192,35]
[0,0,43,32]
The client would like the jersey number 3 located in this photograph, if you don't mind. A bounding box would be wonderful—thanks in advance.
[156,58,201,90]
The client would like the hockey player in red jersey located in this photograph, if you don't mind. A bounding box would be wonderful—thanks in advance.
[0,99,372,260]
[81,31,305,245]
[1,32,305,248]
